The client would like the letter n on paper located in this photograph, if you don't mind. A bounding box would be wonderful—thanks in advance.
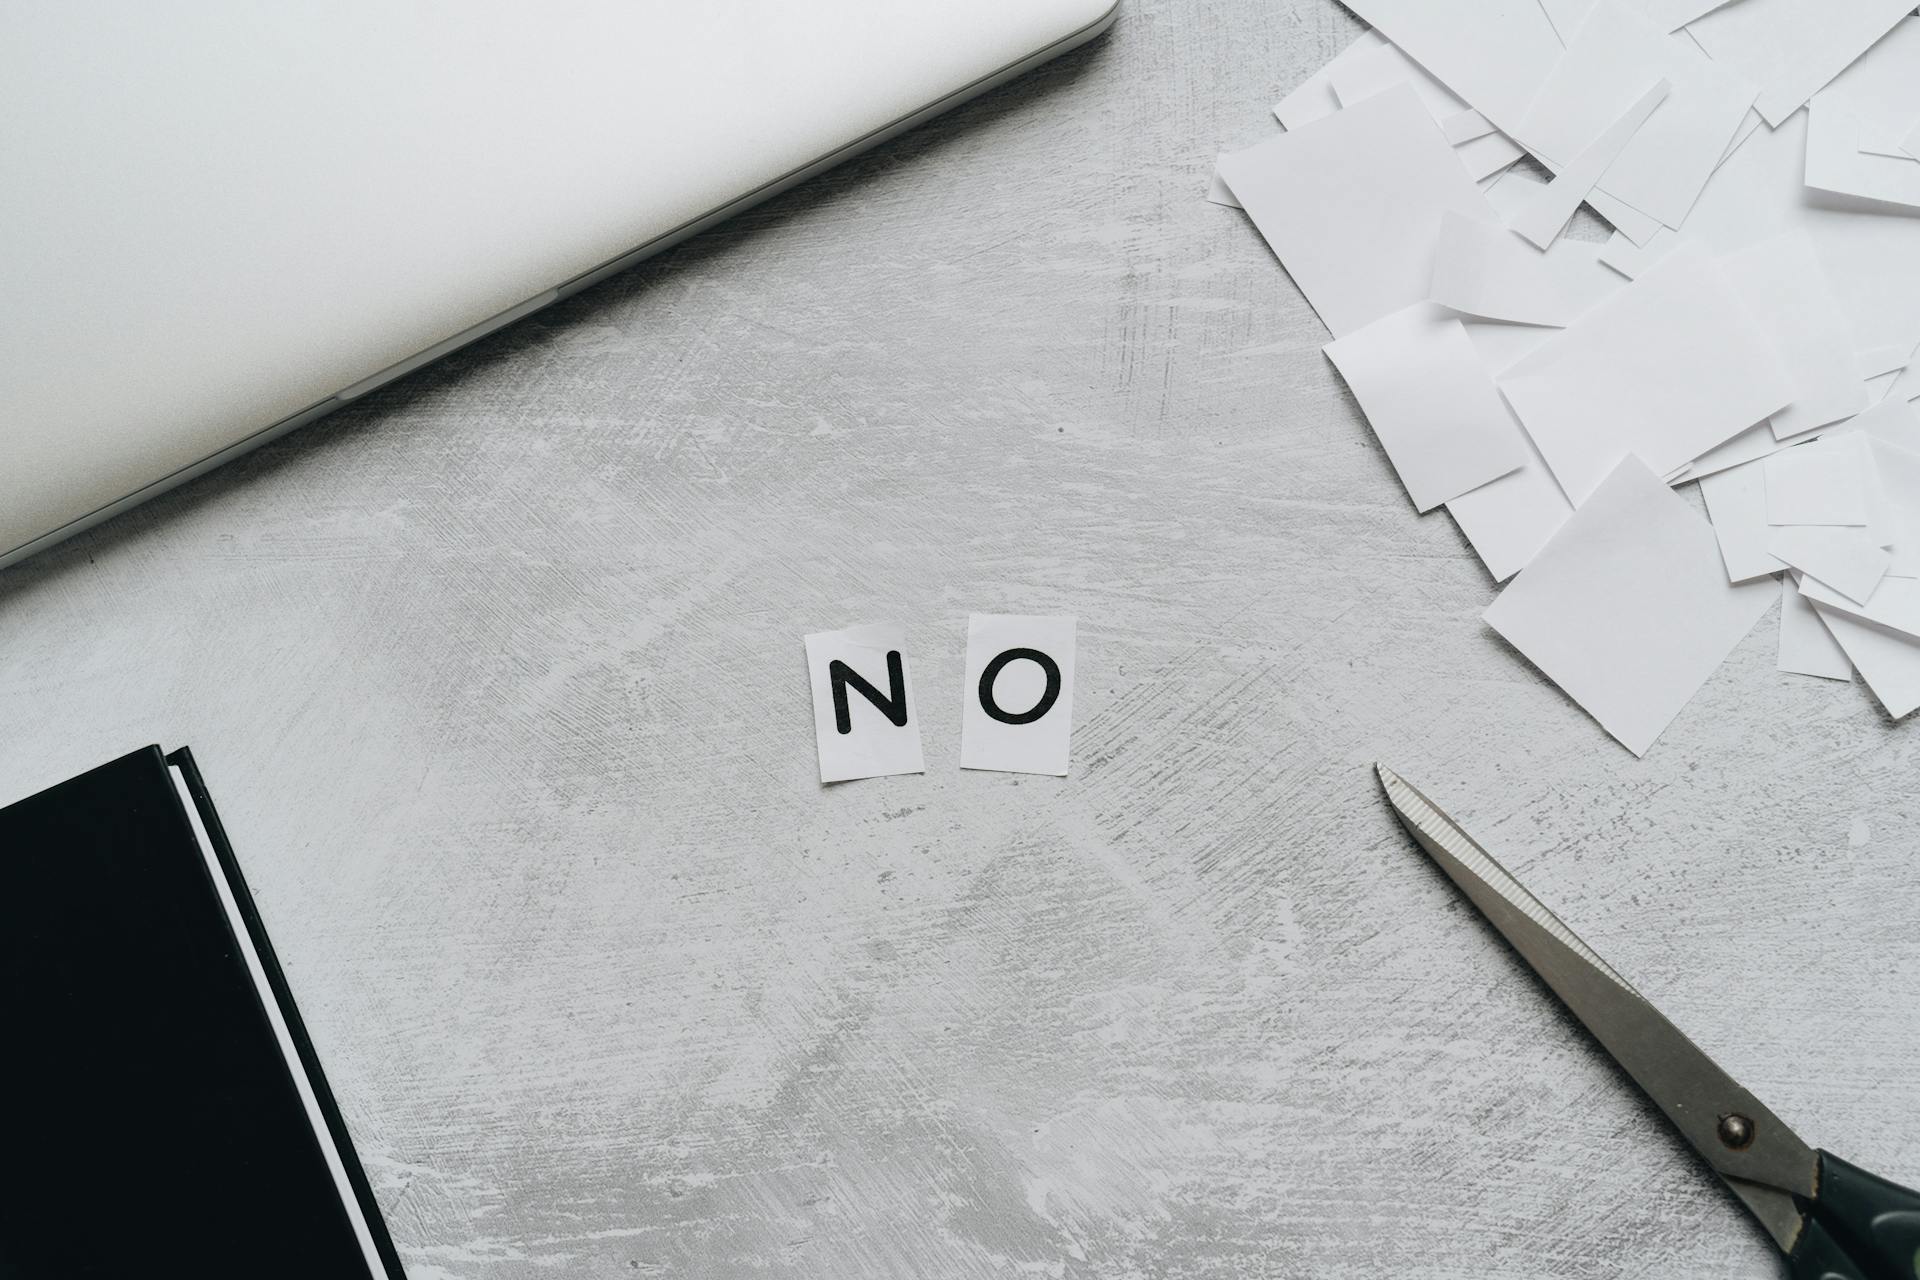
[804,623,926,783]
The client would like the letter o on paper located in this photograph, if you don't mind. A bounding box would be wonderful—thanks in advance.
[977,647,1062,725]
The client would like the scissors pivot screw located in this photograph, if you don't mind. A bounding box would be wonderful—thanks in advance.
[1717,1114,1755,1150]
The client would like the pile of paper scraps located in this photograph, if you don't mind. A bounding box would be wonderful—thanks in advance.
[1211,0,1920,754]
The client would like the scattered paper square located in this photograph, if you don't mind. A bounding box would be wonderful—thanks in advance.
[1273,28,1386,129]
[1800,574,1920,638]
[1701,457,1786,582]
[1515,0,1756,228]
[1686,0,1913,125]
[1715,233,1867,439]
[1764,435,1871,525]
[1498,245,1793,503]
[1325,42,1525,180]
[1219,86,1495,337]
[1339,0,1564,130]
[804,624,925,783]
[1779,577,1853,680]
[1483,456,1776,754]
[1324,303,1529,511]
[959,614,1077,776]
[1507,79,1670,249]
[1767,527,1890,603]
[1428,210,1621,327]
[1206,157,1243,209]
[1445,433,1574,582]
[1812,602,1920,716]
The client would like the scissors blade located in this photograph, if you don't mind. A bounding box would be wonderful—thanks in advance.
[1376,765,1817,1251]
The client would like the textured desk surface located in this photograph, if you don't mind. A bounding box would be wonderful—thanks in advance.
[5,4,1918,1276]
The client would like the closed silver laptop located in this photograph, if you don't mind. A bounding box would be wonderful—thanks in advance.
[0,1,1116,568]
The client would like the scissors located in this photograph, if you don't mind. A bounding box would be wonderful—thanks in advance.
[1377,765,1920,1280]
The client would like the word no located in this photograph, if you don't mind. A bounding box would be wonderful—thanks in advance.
[803,615,1077,783]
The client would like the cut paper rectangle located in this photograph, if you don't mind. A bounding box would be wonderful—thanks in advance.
[1340,0,1565,131]
[1779,577,1853,680]
[1657,110,1920,360]
[1674,418,1815,484]
[804,623,925,783]
[1584,186,1665,246]
[1443,108,1497,143]
[1429,210,1621,327]
[1805,14,1920,159]
[1508,79,1670,249]
[1206,158,1243,209]
[1801,575,1920,645]
[1642,0,1743,32]
[1812,601,1920,717]
[1324,303,1529,511]
[1220,86,1495,338]
[1273,28,1387,129]
[1700,457,1785,581]
[959,614,1077,776]
[1805,103,1920,211]
[1859,344,1915,379]
[1596,229,1678,279]
[1763,435,1871,525]
[1715,233,1868,439]
[1767,527,1891,604]
[1497,245,1793,503]
[1687,0,1914,125]
[1483,456,1776,755]
[1515,1,1756,228]
[1445,433,1574,582]
[1325,42,1526,180]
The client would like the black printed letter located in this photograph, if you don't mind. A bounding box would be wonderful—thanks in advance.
[977,648,1061,725]
[829,651,909,735]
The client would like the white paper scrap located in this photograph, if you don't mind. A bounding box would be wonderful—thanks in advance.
[1515,1,1756,228]
[1596,229,1679,279]
[1498,245,1793,503]
[1812,602,1920,717]
[1325,304,1529,511]
[1860,435,1920,576]
[1273,28,1387,129]
[804,624,925,783]
[1801,574,1920,640]
[1429,210,1618,327]
[1859,344,1915,379]
[1507,79,1671,249]
[1642,0,1743,32]
[1687,0,1913,125]
[1807,17,1920,171]
[959,614,1077,776]
[1339,0,1565,131]
[1483,457,1776,755]
[1675,420,1806,484]
[1445,432,1574,582]
[1701,457,1786,581]
[1767,527,1890,604]
[1763,435,1871,526]
[1443,108,1497,144]
[1716,233,1868,439]
[1220,86,1495,338]
[1325,42,1526,181]
[1806,104,1920,211]
[1206,157,1243,209]
[1778,577,1853,680]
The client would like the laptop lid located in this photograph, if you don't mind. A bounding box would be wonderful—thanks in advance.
[0,0,1115,568]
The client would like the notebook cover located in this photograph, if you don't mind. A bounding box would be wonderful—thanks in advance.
[0,745,403,1278]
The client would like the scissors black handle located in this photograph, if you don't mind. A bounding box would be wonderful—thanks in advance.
[1789,1152,1920,1280]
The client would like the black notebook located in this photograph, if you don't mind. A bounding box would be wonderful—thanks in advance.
[0,746,405,1278]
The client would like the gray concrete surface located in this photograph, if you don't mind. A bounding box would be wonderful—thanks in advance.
[4,2,1918,1275]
